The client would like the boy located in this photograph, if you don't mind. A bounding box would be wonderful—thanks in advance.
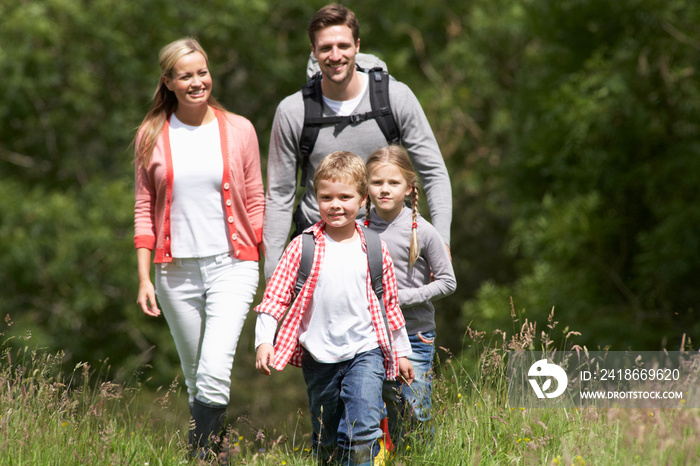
[255,151,415,465]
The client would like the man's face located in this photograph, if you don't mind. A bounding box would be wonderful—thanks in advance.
[311,25,360,87]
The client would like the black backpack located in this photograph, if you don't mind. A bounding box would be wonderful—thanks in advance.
[294,226,393,350]
[298,64,402,182]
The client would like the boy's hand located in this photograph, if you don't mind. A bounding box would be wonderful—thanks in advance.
[398,357,415,385]
[256,343,275,376]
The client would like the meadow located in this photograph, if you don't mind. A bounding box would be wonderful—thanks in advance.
[1,310,698,465]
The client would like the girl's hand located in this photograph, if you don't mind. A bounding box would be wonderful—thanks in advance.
[137,280,161,317]
[256,343,275,376]
[398,357,415,385]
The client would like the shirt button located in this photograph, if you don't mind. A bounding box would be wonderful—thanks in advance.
[226,199,232,207]
[231,233,238,241]
[223,182,230,190]
[228,216,234,223]
[235,250,240,257]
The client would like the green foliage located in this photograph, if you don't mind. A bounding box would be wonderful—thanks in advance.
[464,0,700,350]
[1,0,699,391]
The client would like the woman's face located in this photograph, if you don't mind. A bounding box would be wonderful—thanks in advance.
[163,51,212,109]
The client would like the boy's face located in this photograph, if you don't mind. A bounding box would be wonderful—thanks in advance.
[316,177,366,235]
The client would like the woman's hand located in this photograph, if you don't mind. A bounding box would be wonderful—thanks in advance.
[137,279,161,317]
[136,248,160,316]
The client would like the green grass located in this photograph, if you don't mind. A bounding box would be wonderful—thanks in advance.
[1,311,699,465]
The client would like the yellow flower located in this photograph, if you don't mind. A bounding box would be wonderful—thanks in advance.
[524,438,531,442]
[457,393,462,399]
[239,435,244,440]
[517,438,522,443]
[61,421,68,427]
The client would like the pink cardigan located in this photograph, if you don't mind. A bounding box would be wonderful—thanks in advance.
[134,108,264,263]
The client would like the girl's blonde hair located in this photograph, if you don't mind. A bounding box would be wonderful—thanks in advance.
[134,37,226,168]
[365,145,421,267]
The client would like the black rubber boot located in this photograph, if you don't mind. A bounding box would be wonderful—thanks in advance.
[189,398,227,460]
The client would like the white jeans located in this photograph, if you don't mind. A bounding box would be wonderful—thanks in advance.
[155,252,259,406]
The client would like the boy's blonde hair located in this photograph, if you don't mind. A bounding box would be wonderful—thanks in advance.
[313,151,368,199]
[365,145,421,267]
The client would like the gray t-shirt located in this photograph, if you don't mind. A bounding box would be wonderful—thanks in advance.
[263,75,452,278]
[365,206,456,334]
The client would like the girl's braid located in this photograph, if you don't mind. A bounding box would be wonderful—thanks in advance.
[409,185,421,267]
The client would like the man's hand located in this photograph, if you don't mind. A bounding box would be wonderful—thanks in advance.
[398,357,415,385]
[256,343,275,376]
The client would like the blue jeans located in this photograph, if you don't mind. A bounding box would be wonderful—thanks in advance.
[302,347,384,466]
[383,331,435,444]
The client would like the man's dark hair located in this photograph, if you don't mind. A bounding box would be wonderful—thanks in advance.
[307,3,360,46]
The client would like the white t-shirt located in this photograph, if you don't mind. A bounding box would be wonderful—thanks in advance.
[298,233,379,362]
[322,72,368,116]
[169,114,229,258]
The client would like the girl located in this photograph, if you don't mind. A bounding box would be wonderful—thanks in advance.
[134,37,264,459]
[364,145,456,445]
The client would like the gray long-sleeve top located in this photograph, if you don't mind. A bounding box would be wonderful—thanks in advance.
[263,74,452,278]
[366,206,456,335]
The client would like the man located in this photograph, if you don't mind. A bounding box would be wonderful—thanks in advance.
[263,3,452,278]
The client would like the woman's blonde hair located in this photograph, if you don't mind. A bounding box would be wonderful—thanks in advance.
[134,37,225,168]
[365,145,421,267]
[313,151,368,199]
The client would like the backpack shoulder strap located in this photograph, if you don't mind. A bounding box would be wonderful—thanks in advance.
[299,73,324,182]
[361,226,393,351]
[367,68,401,145]
[294,231,316,298]
[361,226,384,301]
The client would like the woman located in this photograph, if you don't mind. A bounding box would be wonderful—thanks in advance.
[134,37,264,458]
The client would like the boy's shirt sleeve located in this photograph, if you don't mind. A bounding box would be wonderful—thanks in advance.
[380,240,405,331]
[255,236,303,320]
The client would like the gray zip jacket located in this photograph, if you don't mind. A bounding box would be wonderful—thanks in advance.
[263,75,452,278]
[366,206,456,335]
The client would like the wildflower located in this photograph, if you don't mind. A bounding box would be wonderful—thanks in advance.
[648,412,654,417]
[517,438,522,443]
[61,422,68,427]
[573,455,585,465]
[405,445,411,451]
[553,455,561,465]
[282,462,286,465]
[239,435,244,441]
[457,393,462,399]
[295,447,300,451]
[524,438,531,442]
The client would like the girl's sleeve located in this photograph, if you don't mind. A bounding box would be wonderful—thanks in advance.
[398,224,456,306]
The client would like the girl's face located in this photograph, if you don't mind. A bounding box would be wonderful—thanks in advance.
[163,51,212,110]
[368,162,413,222]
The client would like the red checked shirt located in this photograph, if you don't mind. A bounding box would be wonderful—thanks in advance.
[255,221,405,380]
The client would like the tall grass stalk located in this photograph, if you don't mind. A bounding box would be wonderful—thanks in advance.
[1,308,699,465]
